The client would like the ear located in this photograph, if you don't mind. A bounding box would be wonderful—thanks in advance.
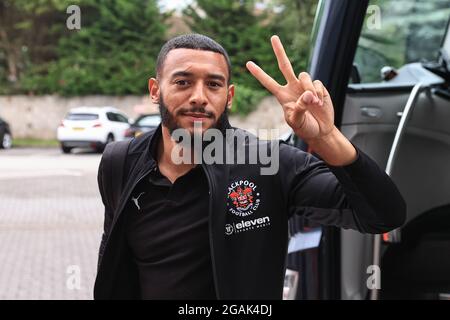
[226,84,235,111]
[148,78,160,104]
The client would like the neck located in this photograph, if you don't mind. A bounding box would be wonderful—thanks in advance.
[157,125,196,180]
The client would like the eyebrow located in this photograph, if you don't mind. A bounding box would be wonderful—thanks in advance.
[170,71,226,83]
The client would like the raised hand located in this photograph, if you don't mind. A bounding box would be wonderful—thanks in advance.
[246,35,334,143]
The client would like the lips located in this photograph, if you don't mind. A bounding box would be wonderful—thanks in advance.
[182,112,212,121]
[183,112,211,118]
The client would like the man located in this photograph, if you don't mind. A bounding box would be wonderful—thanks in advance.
[94,34,406,299]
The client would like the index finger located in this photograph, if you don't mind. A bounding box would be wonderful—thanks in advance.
[246,61,281,94]
[271,35,297,84]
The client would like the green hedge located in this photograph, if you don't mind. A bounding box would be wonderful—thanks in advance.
[231,83,266,116]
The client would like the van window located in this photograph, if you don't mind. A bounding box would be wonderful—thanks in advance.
[353,0,450,83]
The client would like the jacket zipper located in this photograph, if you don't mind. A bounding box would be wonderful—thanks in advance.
[202,164,221,300]
[106,163,156,249]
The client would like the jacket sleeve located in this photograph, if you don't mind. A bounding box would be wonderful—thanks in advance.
[97,158,114,270]
[279,143,406,234]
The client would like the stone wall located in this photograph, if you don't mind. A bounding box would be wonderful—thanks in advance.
[0,95,158,139]
[0,95,290,140]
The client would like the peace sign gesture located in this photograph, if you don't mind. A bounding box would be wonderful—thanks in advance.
[246,35,335,143]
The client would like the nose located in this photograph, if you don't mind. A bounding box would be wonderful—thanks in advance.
[189,82,208,107]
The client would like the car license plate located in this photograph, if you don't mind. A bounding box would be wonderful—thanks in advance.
[72,127,84,131]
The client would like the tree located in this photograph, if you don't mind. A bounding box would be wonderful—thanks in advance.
[267,0,318,72]
[22,0,167,95]
[183,0,289,88]
[0,0,69,93]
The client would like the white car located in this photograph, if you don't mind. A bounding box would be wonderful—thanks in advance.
[57,107,130,153]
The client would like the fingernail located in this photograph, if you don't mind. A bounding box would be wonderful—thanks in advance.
[302,95,310,104]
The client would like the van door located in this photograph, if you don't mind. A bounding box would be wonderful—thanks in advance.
[340,0,450,300]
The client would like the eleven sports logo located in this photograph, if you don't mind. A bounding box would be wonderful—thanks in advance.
[225,216,271,236]
[225,179,270,235]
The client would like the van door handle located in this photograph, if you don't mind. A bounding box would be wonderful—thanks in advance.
[361,107,382,118]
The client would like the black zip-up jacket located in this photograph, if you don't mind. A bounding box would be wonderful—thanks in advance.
[94,123,406,299]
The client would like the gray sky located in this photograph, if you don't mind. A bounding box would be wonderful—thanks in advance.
[158,0,193,12]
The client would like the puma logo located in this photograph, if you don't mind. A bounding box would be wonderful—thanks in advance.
[131,192,145,211]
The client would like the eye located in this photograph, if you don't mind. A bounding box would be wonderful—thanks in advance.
[208,81,222,88]
[175,80,189,86]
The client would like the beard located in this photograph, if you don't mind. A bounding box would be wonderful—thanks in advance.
[159,94,230,145]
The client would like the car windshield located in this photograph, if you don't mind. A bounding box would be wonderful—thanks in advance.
[136,115,161,126]
[65,113,99,121]
[353,0,450,83]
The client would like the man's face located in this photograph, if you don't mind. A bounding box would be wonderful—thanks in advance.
[149,48,234,135]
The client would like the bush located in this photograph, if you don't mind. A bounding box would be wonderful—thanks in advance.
[231,83,266,116]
